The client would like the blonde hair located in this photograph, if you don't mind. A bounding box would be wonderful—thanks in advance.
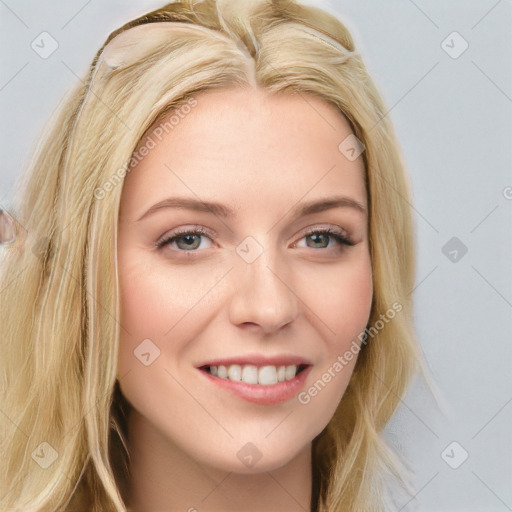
[0,1,430,510]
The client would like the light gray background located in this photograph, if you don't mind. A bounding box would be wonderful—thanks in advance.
[1,1,511,511]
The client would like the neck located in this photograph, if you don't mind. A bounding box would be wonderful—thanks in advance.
[125,408,313,512]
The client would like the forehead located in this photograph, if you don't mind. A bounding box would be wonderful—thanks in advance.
[121,86,367,216]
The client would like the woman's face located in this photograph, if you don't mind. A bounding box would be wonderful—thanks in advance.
[117,86,372,473]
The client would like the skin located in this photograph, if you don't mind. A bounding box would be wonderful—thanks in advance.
[116,86,373,512]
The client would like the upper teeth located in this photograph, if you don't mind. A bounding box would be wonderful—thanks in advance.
[208,364,299,386]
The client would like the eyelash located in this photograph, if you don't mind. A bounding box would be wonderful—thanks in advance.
[155,225,355,255]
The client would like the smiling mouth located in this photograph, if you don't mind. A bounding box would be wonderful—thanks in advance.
[200,364,309,386]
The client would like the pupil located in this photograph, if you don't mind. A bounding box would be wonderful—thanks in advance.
[180,235,199,249]
[310,234,327,248]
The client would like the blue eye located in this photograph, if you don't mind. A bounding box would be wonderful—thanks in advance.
[300,227,354,250]
[155,226,354,254]
[155,227,213,252]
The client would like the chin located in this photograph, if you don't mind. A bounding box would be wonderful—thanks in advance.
[191,436,310,475]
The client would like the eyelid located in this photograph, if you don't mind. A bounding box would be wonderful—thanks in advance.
[293,225,355,248]
[155,223,354,253]
[299,224,350,240]
[155,225,216,248]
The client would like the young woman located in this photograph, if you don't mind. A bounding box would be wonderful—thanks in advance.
[0,1,428,510]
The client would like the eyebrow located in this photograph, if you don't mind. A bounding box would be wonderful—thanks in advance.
[136,195,367,222]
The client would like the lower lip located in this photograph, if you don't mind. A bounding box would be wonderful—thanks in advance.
[198,366,312,405]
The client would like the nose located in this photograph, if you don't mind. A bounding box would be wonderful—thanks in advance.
[228,246,300,336]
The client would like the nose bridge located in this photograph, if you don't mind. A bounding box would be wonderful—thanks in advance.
[229,237,300,333]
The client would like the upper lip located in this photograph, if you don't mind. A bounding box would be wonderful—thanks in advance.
[196,354,313,368]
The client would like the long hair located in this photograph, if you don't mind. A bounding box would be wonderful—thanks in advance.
[0,1,427,510]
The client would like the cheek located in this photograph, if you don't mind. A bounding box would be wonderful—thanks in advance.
[302,252,373,346]
[116,250,225,379]
[117,253,214,336]
[117,266,169,349]
[294,254,372,423]
[327,255,373,371]
[116,254,179,377]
